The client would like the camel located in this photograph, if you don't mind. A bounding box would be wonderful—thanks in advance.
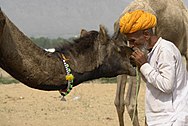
[0,9,136,93]
[113,0,188,126]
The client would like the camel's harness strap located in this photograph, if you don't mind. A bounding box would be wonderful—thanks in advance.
[59,54,74,97]
[132,67,140,123]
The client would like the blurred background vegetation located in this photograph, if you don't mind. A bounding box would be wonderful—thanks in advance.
[0,37,117,84]
[30,36,74,48]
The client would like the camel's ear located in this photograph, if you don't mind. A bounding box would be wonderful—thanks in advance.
[80,29,88,37]
[98,25,108,45]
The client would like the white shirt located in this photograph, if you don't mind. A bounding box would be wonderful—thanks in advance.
[140,37,188,126]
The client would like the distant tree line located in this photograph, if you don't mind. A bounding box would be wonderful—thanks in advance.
[30,37,76,49]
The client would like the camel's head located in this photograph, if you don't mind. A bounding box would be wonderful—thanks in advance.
[79,25,136,76]
[94,25,136,76]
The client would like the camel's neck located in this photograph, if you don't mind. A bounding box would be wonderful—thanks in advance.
[72,64,115,86]
[0,12,68,91]
[148,0,167,13]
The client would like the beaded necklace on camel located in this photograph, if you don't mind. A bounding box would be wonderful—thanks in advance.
[59,54,74,98]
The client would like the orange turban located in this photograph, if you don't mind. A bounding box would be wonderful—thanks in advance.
[119,10,157,34]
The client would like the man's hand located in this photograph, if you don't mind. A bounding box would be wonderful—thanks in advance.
[130,48,147,68]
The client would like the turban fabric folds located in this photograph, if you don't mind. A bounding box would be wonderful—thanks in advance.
[119,10,157,34]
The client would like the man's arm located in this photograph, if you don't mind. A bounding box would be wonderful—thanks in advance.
[140,49,176,93]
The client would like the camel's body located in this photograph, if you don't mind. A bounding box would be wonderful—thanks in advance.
[0,9,136,91]
[114,0,188,125]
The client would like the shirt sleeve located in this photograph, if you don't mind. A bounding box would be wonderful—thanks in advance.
[140,49,176,93]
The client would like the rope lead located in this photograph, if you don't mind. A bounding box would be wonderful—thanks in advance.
[132,67,140,123]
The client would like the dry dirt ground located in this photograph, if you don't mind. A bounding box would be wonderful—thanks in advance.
[0,69,145,126]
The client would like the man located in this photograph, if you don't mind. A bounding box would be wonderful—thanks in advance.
[119,10,188,126]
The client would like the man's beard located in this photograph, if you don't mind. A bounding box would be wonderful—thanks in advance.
[139,42,149,56]
[132,42,149,56]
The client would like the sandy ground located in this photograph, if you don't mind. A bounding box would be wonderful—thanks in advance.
[0,69,145,126]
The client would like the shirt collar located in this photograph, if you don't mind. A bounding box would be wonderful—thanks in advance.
[148,37,162,55]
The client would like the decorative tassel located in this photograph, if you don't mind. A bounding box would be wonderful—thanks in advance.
[65,74,74,81]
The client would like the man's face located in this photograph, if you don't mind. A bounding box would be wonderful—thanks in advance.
[126,30,147,50]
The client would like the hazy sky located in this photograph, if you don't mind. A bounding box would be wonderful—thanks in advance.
[0,0,131,38]
[0,0,188,38]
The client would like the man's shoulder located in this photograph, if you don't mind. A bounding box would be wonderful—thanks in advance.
[159,38,180,54]
[160,38,176,48]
